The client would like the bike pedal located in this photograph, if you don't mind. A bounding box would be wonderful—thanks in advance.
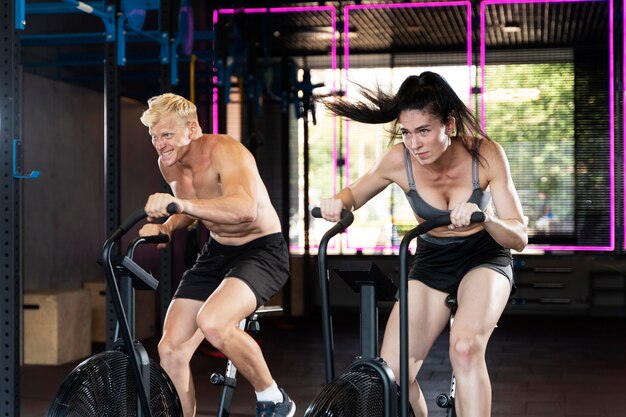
[436,393,454,408]
[210,373,225,386]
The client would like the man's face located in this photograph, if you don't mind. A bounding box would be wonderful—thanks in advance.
[149,114,191,166]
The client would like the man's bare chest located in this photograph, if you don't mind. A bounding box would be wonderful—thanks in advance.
[172,169,222,199]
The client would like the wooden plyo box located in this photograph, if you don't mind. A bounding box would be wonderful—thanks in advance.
[84,280,156,343]
[23,289,91,365]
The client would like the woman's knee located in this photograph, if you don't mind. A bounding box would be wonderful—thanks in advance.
[449,331,486,370]
[381,348,421,384]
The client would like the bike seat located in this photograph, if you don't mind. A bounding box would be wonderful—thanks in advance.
[244,305,283,338]
[249,305,283,320]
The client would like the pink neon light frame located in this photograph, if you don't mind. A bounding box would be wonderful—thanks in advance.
[211,6,337,135]
[343,2,473,252]
[481,0,614,252]
[212,6,338,252]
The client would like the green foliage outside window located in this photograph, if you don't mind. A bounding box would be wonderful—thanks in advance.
[484,63,575,237]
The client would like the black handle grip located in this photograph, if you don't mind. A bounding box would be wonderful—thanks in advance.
[141,234,170,245]
[414,211,486,235]
[311,207,354,230]
[311,207,352,219]
[166,202,179,214]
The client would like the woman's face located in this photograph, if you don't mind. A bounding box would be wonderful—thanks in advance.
[398,109,452,165]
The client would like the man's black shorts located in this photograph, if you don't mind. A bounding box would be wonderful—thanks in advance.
[409,230,514,294]
[174,232,289,307]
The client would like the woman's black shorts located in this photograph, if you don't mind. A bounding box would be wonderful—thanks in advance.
[174,232,290,308]
[409,230,514,294]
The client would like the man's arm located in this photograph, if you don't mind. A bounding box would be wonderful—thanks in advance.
[168,137,260,225]
[182,139,258,224]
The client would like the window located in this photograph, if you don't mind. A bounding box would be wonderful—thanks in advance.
[294,55,613,254]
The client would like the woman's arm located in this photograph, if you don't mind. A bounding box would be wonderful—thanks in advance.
[480,142,528,252]
[320,144,402,221]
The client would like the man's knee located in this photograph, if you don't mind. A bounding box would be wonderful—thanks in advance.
[158,337,193,371]
[196,312,238,351]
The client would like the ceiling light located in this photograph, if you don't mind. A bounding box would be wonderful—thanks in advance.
[501,21,521,33]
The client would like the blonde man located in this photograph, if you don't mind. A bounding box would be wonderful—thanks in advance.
[139,93,295,417]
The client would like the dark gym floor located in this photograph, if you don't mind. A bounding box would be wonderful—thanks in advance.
[21,312,626,417]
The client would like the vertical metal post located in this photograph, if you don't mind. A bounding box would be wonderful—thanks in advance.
[104,7,121,348]
[280,56,292,319]
[0,1,21,415]
[360,285,378,359]
[158,0,174,332]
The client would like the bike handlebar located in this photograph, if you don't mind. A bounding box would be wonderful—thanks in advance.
[310,207,353,383]
[311,207,486,396]
[166,202,179,215]
[139,234,170,245]
[107,209,148,243]
[311,207,354,231]
[107,203,179,244]
[100,207,171,417]
[406,211,485,237]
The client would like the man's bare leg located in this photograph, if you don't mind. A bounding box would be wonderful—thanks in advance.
[196,278,274,391]
[158,298,205,417]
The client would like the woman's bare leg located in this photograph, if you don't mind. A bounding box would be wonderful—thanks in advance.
[451,268,510,417]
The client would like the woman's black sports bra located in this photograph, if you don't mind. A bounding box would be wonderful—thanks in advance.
[404,147,491,220]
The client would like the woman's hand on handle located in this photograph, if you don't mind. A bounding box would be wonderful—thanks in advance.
[319,198,347,222]
[448,202,485,230]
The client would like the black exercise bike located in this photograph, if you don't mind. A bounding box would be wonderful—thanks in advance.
[47,208,181,417]
[305,208,484,417]
[47,206,284,417]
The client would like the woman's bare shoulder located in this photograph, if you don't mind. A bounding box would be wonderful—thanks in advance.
[478,139,510,181]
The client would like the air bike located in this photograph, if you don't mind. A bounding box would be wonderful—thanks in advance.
[305,207,485,417]
[47,208,182,417]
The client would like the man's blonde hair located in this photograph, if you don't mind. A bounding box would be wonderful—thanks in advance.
[140,93,197,127]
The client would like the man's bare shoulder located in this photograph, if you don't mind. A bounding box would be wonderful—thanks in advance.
[201,133,245,150]
[203,134,253,161]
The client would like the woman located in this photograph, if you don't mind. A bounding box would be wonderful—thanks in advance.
[319,71,527,417]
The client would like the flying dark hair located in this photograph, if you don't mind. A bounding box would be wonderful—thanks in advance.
[322,71,491,160]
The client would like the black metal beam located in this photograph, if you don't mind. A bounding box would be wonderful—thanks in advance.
[0,1,21,415]
[159,0,174,333]
[104,24,121,349]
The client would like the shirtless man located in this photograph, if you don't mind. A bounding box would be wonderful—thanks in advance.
[138,93,295,417]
